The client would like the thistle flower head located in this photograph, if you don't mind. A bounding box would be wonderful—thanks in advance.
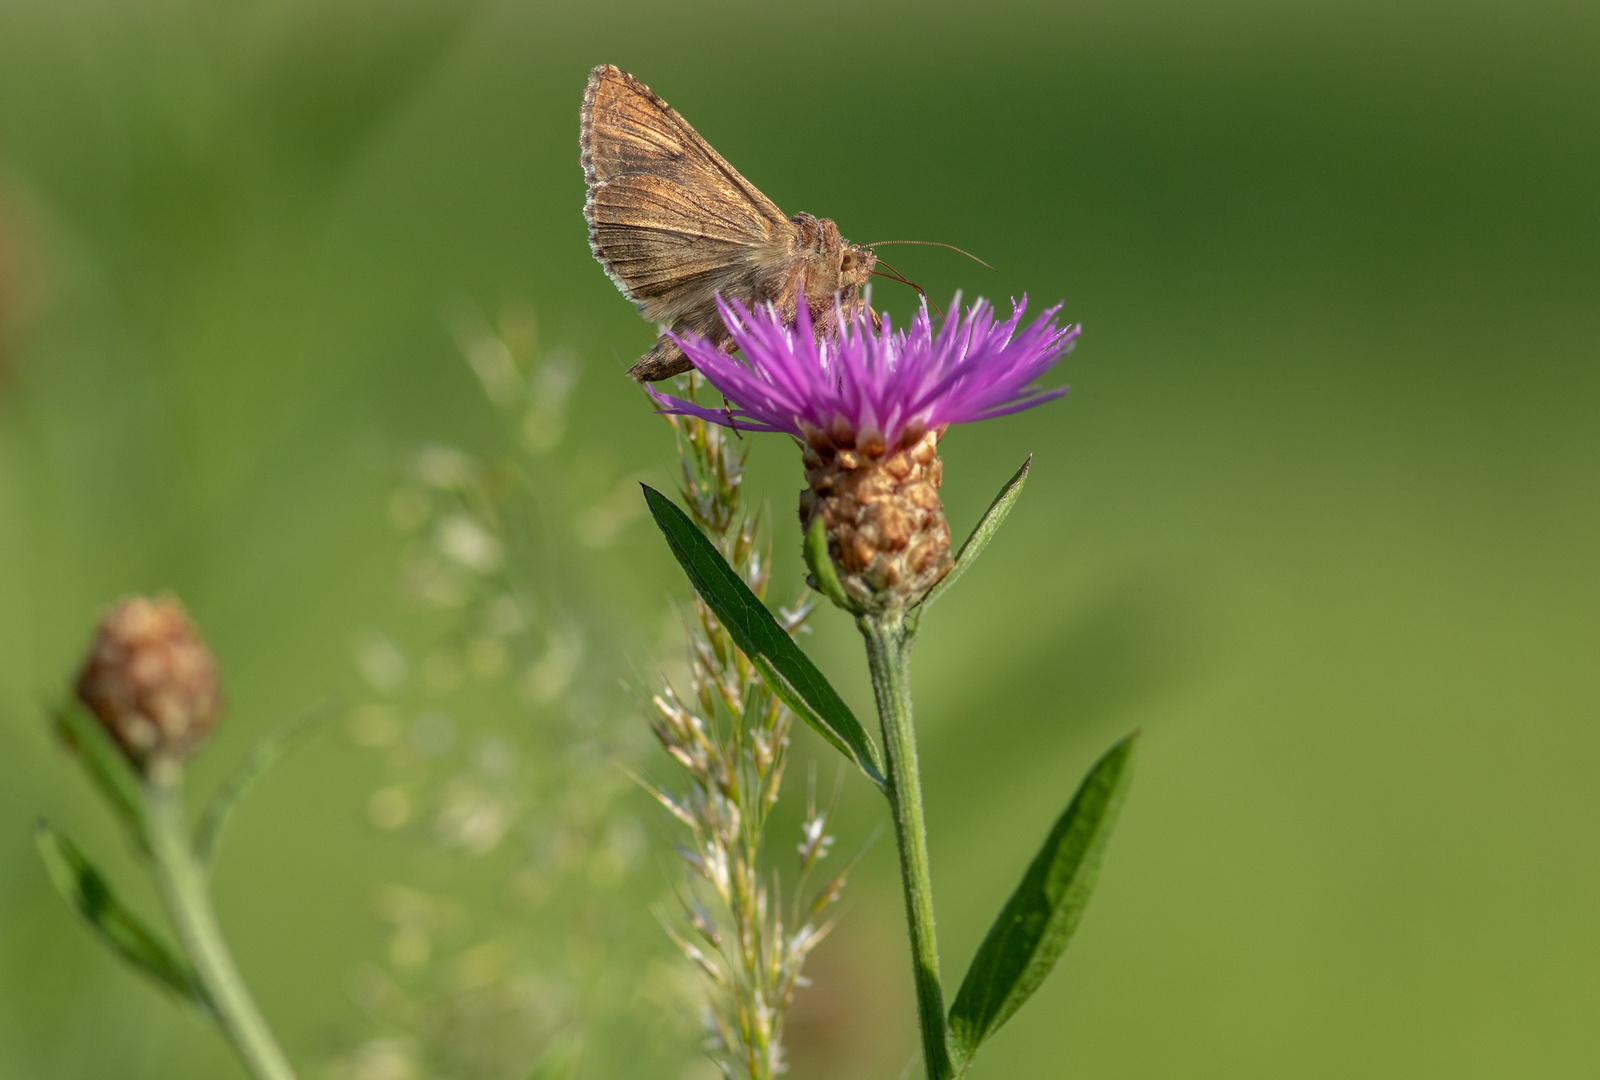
[650,294,1077,448]
[75,595,224,770]
[651,296,1078,613]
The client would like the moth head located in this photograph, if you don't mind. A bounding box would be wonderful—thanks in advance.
[838,242,876,290]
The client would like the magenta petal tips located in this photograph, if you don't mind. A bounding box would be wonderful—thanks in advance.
[647,295,1079,447]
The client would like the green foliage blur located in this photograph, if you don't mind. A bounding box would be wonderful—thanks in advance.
[2,0,1597,1077]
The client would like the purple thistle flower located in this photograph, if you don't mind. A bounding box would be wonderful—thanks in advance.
[649,294,1079,448]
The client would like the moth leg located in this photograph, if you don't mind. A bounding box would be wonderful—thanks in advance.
[627,333,740,382]
[626,335,694,382]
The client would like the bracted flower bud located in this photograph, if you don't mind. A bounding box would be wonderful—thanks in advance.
[652,292,1079,614]
[75,595,224,770]
[799,421,952,612]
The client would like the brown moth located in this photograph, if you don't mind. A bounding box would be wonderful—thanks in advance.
[581,64,876,381]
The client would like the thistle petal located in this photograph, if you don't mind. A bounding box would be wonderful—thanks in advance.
[654,294,1077,446]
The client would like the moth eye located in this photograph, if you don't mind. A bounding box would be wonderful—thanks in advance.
[841,252,856,271]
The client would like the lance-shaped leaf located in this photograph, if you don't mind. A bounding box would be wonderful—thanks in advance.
[947,731,1138,1071]
[34,820,209,1007]
[643,484,885,788]
[910,456,1031,631]
[52,700,149,840]
[195,703,330,870]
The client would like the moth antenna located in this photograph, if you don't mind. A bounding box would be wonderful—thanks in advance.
[865,240,997,273]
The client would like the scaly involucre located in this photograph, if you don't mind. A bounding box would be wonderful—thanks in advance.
[650,295,1079,446]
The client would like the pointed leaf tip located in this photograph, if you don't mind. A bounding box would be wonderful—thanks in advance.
[642,485,885,788]
[947,731,1138,1070]
[913,455,1032,627]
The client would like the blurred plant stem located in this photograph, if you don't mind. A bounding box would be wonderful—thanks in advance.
[145,780,298,1080]
[859,615,952,1080]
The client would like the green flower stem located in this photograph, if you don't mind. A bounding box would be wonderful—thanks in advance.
[144,780,298,1080]
[861,615,953,1080]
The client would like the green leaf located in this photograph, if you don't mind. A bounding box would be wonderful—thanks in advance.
[642,484,886,788]
[947,731,1138,1072]
[52,700,149,840]
[910,455,1031,632]
[803,512,859,613]
[33,820,209,1007]
[195,703,331,870]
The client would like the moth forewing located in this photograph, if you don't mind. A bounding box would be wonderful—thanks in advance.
[581,65,875,381]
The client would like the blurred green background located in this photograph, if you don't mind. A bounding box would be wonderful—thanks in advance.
[2,0,1597,1077]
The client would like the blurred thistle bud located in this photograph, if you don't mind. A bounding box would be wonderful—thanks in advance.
[75,595,224,770]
